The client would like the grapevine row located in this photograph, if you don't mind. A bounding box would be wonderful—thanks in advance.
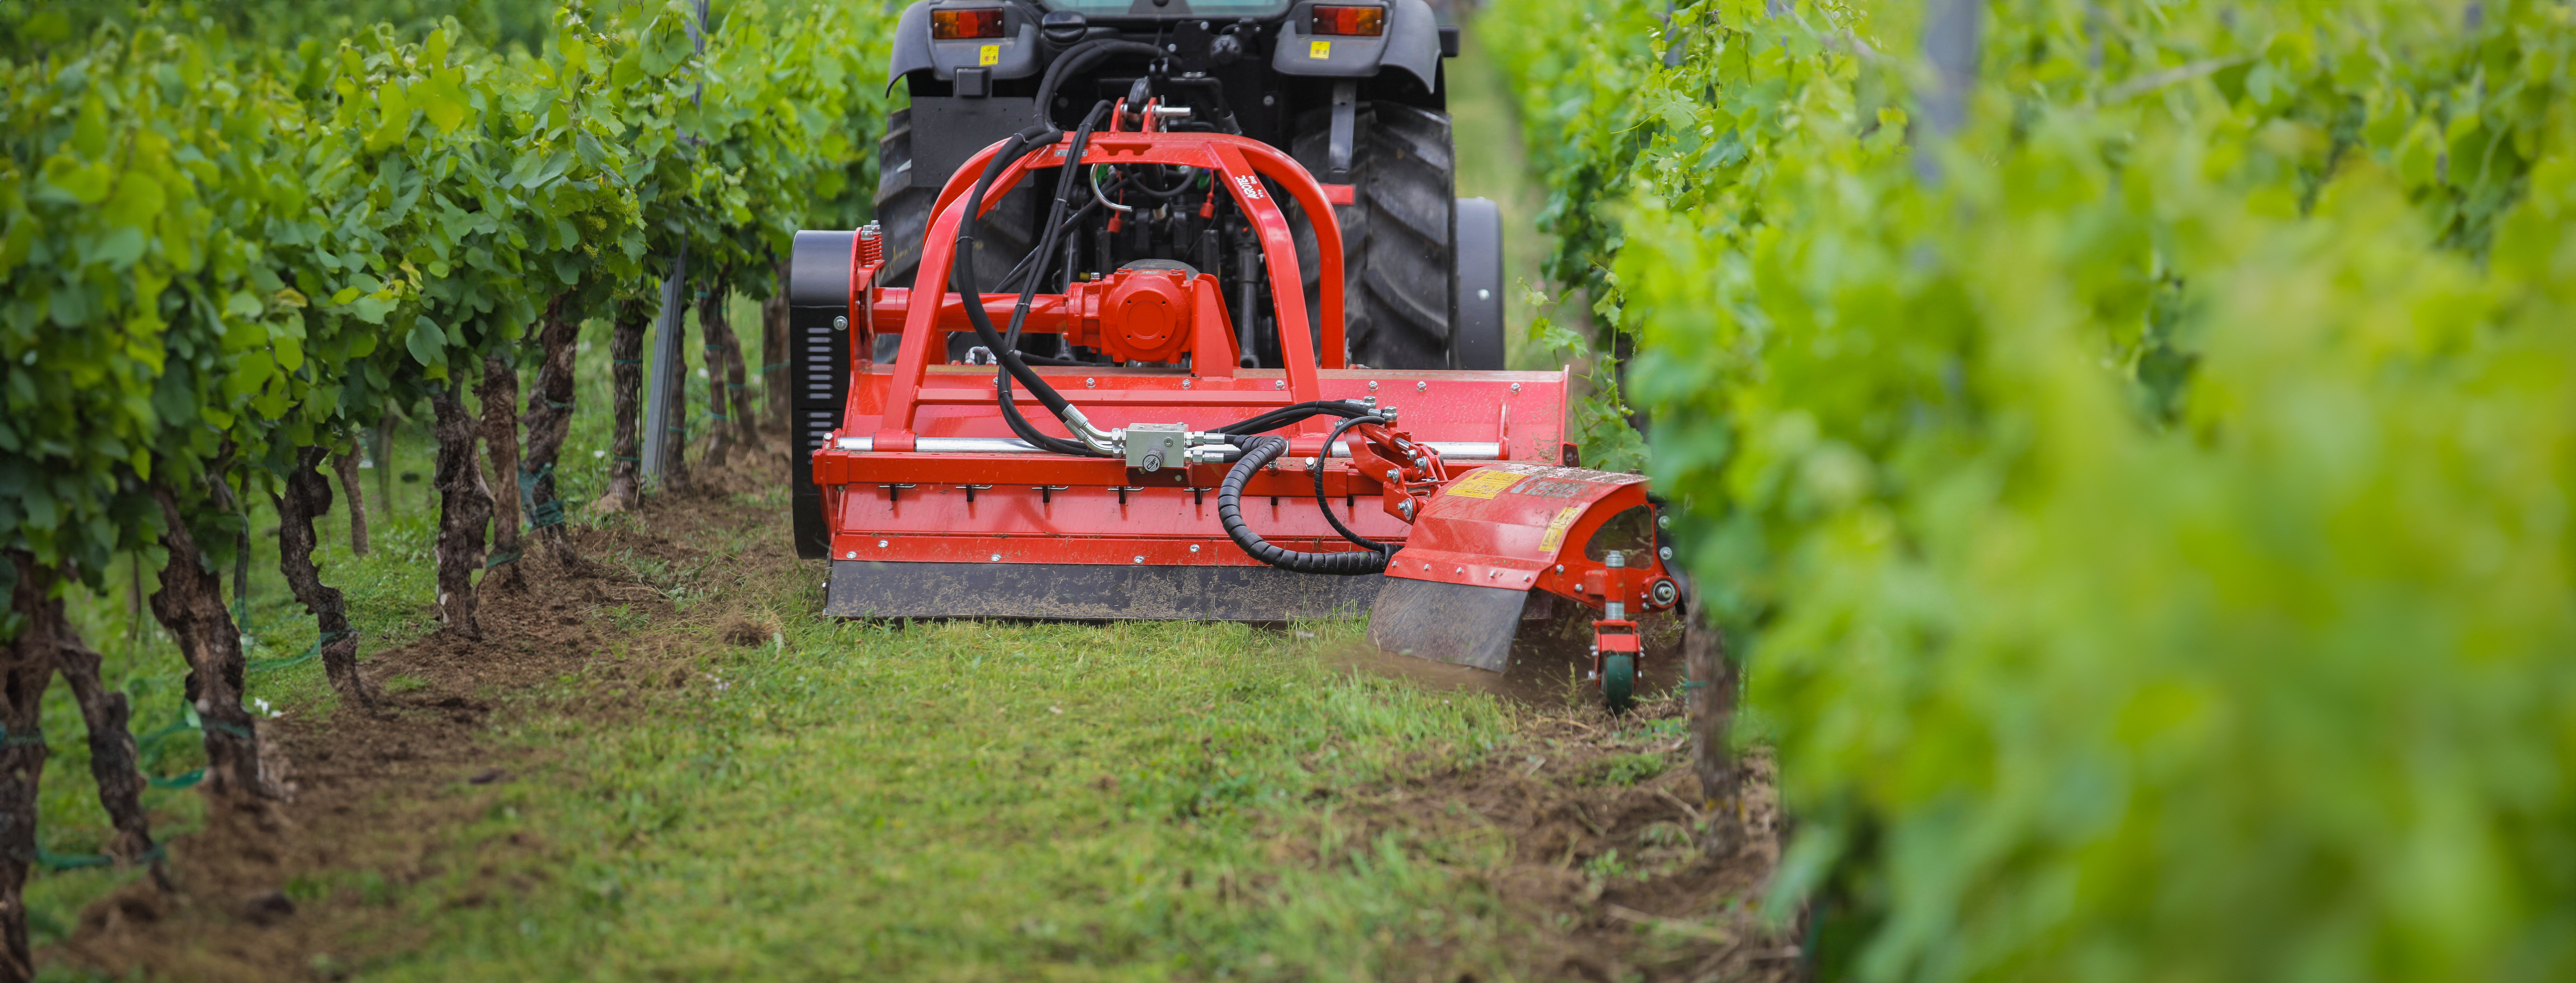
[0,2,891,973]
[1486,0,2576,978]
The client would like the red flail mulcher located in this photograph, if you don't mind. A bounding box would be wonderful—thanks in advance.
[787,93,1677,706]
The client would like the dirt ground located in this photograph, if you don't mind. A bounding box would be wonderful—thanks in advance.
[54,451,1795,982]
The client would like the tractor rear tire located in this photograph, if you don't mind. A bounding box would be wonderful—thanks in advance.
[1292,102,1458,371]
[873,107,1033,361]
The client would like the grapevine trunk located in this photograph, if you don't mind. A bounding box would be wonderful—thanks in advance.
[523,293,580,567]
[700,281,749,459]
[1682,589,1741,856]
[145,486,275,801]
[479,353,526,594]
[332,441,370,558]
[276,446,375,712]
[601,300,649,512]
[0,553,55,983]
[54,623,161,880]
[429,383,493,639]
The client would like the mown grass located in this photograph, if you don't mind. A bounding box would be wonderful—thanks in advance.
[345,568,1529,981]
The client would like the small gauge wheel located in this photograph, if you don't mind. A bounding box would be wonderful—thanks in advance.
[1602,653,1636,710]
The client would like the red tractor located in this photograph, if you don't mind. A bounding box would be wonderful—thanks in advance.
[787,2,1679,704]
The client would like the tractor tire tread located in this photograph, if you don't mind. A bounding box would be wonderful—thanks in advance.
[874,107,1033,294]
[1292,102,1457,370]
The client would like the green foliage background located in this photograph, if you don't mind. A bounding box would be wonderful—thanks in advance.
[0,0,894,595]
[1485,0,2576,978]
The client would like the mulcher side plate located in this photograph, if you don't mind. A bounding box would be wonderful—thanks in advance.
[1364,577,1528,671]
[824,560,1386,621]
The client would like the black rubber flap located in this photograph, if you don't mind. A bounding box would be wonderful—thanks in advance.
[826,561,1384,621]
[1367,577,1529,673]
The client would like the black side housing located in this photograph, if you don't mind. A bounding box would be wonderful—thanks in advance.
[788,230,856,559]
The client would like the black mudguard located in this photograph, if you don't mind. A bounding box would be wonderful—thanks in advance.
[886,1,1046,91]
[788,231,855,559]
[1270,0,1444,93]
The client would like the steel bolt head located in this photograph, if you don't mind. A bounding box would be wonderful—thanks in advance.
[1274,380,1286,390]
[1368,380,1379,391]
[878,540,888,548]
[1510,382,1521,393]
[833,315,848,329]
[1134,555,1144,564]
[1660,545,1674,562]
[1416,381,1427,392]
[1657,513,1670,529]
[989,553,1001,562]
[844,551,857,559]
[1086,377,1097,388]
[1190,543,1201,553]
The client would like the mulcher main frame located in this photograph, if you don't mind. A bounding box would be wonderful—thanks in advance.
[798,114,1682,700]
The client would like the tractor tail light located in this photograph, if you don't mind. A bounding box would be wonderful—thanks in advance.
[932,8,1005,39]
[1311,5,1385,36]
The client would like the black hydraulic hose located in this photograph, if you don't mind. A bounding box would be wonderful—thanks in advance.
[996,196,1101,294]
[1115,164,1198,199]
[1216,436,1389,576]
[993,101,1113,439]
[1007,101,1111,354]
[954,127,1100,456]
[1032,40,1168,128]
[1312,414,1393,555]
[1212,400,1373,436]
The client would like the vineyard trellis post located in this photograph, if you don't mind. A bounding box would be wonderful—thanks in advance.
[641,0,712,488]
[1915,0,1981,182]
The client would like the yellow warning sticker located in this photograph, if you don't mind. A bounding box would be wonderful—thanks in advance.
[1308,40,1332,59]
[1537,506,1583,552]
[1444,469,1522,500]
[978,44,1001,66]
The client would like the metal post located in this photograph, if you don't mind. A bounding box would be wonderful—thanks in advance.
[1915,0,1982,182]
[640,249,689,482]
[638,0,712,485]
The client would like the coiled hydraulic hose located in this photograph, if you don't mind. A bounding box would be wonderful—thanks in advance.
[1218,436,1389,576]
[1312,414,1393,556]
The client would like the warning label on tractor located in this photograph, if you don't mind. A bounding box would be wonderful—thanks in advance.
[1538,506,1584,551]
[979,44,1000,66]
[1444,470,1522,499]
[1309,40,1332,59]
[1509,478,1590,499]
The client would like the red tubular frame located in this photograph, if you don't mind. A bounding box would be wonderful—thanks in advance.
[859,132,1346,451]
